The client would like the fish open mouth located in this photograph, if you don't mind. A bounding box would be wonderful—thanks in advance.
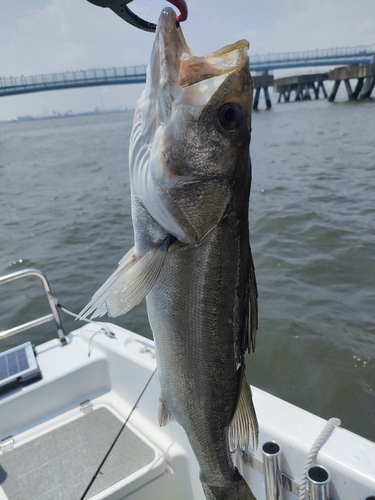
[179,40,250,88]
[155,7,250,106]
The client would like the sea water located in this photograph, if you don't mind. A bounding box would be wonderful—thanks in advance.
[0,98,374,442]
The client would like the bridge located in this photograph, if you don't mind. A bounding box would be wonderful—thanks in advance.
[1,45,374,98]
[0,66,147,98]
[250,44,374,71]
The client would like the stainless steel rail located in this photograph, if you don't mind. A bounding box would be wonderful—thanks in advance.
[306,465,330,500]
[0,268,67,346]
[262,441,284,500]
[243,448,300,497]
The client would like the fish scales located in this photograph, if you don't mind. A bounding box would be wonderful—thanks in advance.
[148,213,251,465]
[81,7,258,499]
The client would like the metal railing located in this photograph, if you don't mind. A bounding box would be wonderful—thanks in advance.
[0,65,148,97]
[250,44,375,66]
[0,269,67,346]
[1,45,374,97]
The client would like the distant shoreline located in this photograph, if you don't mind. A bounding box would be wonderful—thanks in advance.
[0,108,135,124]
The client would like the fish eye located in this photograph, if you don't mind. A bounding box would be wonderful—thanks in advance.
[217,103,244,132]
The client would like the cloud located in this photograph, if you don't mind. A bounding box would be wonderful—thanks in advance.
[267,0,375,52]
[1,0,154,75]
[1,0,374,120]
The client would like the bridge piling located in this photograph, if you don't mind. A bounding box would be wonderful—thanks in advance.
[328,80,341,102]
[359,76,375,98]
[253,88,261,110]
[314,81,328,99]
[252,74,274,110]
[353,78,365,99]
[274,73,328,103]
[328,64,375,101]
[263,87,272,109]
[343,78,365,99]
[344,79,353,99]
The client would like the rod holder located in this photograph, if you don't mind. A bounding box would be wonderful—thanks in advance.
[306,465,330,500]
[262,441,283,500]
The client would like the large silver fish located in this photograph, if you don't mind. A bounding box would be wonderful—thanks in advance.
[81,7,258,499]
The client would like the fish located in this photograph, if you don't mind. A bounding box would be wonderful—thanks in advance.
[80,7,258,500]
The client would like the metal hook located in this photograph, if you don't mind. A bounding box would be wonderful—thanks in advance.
[87,0,188,32]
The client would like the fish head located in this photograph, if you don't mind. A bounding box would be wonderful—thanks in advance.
[130,7,253,245]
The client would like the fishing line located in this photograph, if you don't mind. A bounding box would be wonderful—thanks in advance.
[56,301,116,356]
[79,366,157,500]
[56,301,114,333]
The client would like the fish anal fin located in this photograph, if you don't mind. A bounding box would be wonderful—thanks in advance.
[158,399,174,427]
[229,372,259,452]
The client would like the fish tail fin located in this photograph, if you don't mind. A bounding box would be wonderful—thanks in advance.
[229,372,259,452]
[201,468,257,500]
[78,238,169,319]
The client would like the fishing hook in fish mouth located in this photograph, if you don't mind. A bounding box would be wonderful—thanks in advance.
[86,0,188,32]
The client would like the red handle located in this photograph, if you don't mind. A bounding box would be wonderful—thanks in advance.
[167,0,188,22]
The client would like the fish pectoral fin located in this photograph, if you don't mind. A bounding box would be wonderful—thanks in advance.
[158,399,174,427]
[79,238,170,319]
[228,372,259,452]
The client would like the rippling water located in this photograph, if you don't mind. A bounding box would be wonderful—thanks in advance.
[0,99,374,442]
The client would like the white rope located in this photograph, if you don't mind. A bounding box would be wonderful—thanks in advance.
[299,417,341,500]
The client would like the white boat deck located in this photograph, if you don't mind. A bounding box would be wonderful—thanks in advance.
[0,325,201,500]
[0,322,374,500]
[0,406,162,500]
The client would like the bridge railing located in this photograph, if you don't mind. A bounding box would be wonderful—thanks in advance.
[0,65,148,92]
[1,45,374,96]
[251,44,375,65]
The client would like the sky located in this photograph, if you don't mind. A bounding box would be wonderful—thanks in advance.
[1,0,374,121]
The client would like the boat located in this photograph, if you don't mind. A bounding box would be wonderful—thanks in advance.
[0,268,374,500]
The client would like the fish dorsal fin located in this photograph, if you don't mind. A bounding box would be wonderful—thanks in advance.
[79,238,169,319]
[228,372,259,452]
[158,399,174,427]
